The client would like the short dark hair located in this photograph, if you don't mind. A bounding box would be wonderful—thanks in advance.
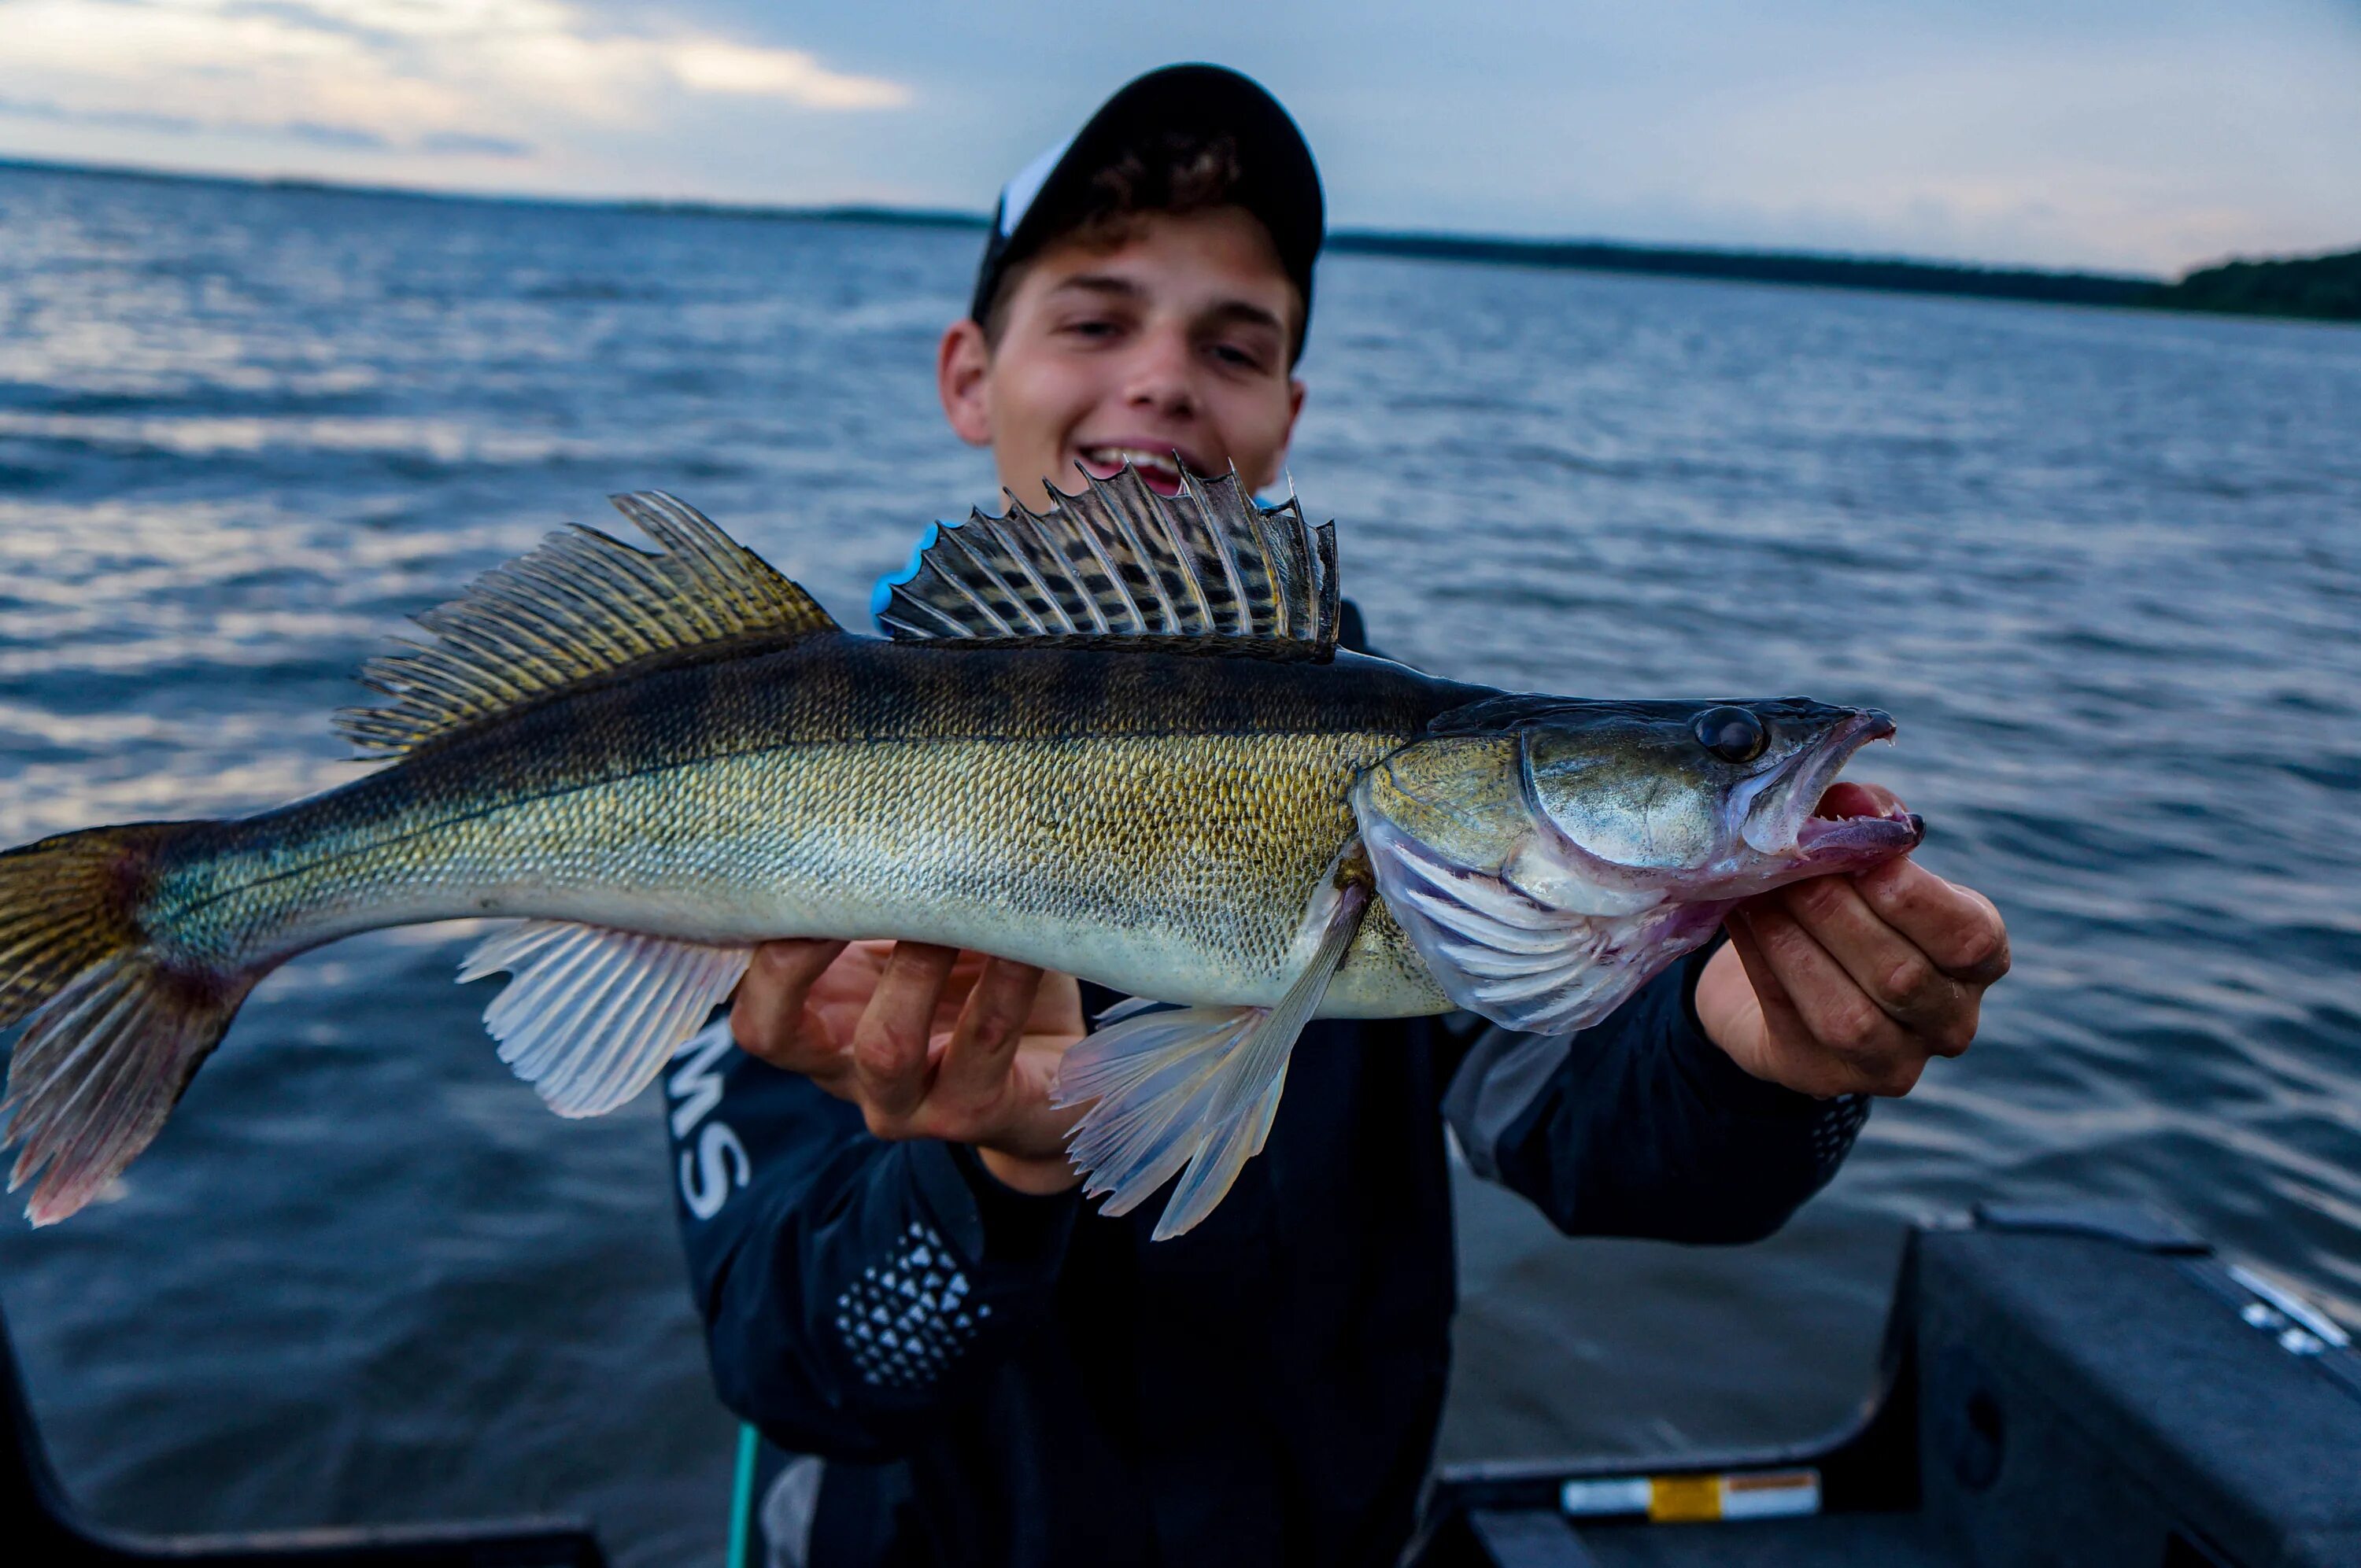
[977,129,1302,359]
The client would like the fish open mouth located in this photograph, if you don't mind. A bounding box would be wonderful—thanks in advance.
[1742,709,1924,867]
[1796,782,1925,861]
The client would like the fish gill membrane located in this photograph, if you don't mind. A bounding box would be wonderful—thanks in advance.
[0,469,1922,1234]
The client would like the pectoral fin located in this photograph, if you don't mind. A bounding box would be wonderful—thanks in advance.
[1051,850,1371,1241]
[1354,805,1693,1036]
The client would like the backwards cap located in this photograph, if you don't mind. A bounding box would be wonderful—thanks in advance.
[969,64,1325,349]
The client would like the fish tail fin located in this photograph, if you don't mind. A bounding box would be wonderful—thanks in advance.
[0,821,252,1225]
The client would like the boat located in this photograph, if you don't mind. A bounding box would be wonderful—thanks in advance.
[1409,1202,2361,1566]
[6,1201,2356,1566]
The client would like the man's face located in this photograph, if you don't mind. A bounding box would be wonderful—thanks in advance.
[938,205,1307,509]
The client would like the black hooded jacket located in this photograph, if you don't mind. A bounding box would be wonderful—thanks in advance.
[667,972,1865,1568]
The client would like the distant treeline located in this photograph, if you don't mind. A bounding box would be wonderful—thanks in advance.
[2152,249,2361,323]
[1325,231,2361,324]
[623,200,987,231]
[1328,231,2159,308]
[795,206,2361,326]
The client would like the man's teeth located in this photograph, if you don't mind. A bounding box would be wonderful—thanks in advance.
[1085,447,1182,478]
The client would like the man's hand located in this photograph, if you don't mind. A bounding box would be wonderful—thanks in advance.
[730,939,1088,1194]
[1695,783,2009,1099]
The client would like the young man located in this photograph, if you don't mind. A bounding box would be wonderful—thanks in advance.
[666,65,2008,1567]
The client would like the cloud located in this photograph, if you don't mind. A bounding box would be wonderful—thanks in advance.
[0,0,908,168]
[280,120,389,150]
[0,95,200,136]
[0,0,2351,270]
[418,131,534,158]
[0,93,515,161]
[663,40,905,106]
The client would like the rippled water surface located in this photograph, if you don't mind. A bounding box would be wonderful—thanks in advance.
[2,164,2357,1562]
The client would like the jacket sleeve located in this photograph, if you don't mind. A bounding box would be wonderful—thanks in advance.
[663,1020,1079,1458]
[1440,943,1870,1245]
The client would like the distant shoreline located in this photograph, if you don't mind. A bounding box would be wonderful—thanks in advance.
[5,153,2353,325]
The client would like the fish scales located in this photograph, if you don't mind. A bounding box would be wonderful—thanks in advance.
[0,477,1923,1232]
[142,636,1480,1014]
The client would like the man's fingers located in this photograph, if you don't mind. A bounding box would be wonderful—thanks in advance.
[1726,915,1858,1099]
[1850,858,2011,987]
[1724,917,1803,1042]
[1733,904,1924,1097]
[935,957,1047,1105]
[1772,875,1972,1047]
[1027,969,1088,1036]
[851,942,958,1126]
[730,938,849,1068]
[1719,787,2001,1101]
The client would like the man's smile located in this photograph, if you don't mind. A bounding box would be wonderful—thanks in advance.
[1074,442,1210,497]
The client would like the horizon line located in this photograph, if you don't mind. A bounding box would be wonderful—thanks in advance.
[0,151,2182,286]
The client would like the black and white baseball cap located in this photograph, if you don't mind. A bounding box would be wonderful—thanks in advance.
[968,64,1325,353]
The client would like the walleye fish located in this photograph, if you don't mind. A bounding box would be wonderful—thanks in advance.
[0,470,1921,1236]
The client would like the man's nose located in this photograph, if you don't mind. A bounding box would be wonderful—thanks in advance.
[1121,326,1197,420]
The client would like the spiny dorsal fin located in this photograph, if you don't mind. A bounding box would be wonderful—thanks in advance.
[876,464,1340,655]
[336,492,838,758]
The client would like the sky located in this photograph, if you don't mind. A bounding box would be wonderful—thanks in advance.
[1,0,2355,275]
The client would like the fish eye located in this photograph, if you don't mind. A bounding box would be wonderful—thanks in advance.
[1693,706,1768,764]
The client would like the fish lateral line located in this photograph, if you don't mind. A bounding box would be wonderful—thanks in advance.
[146,706,1421,929]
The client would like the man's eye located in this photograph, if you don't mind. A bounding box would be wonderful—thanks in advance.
[1064,318,1121,340]
[1210,342,1265,371]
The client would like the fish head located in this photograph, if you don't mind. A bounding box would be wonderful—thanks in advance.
[1515,695,1923,895]
[1350,695,1923,1034]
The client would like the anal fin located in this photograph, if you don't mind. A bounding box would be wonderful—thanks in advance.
[460,921,752,1117]
[1051,850,1371,1241]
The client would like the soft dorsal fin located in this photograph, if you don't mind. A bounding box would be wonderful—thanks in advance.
[874,464,1340,654]
[336,492,838,757]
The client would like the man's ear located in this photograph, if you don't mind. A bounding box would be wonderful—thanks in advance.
[937,319,993,448]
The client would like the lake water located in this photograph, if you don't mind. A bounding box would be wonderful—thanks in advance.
[2,162,2357,1564]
